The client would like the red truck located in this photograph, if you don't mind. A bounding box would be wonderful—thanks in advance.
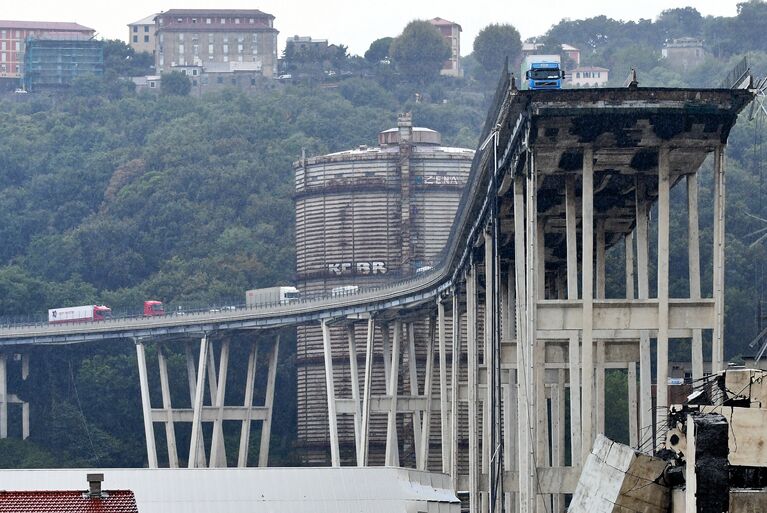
[47,301,164,323]
[143,300,165,316]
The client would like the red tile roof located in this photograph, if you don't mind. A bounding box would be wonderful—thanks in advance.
[0,20,94,32]
[0,490,138,513]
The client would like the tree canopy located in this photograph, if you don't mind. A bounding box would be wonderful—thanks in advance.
[390,20,451,83]
[472,23,522,75]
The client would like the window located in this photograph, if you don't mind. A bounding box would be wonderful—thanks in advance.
[206,18,211,24]
[249,18,254,24]
[238,44,243,53]
[193,44,198,55]
[178,44,184,54]
[1,42,5,51]
[149,81,155,88]
[133,26,138,33]
[208,44,213,54]
[144,35,149,43]
[14,41,19,51]
[1,53,5,63]
[15,31,20,38]
[220,18,225,24]
[177,17,183,23]
[133,35,138,43]
[223,44,228,53]
[217,76,223,83]
[223,55,229,62]
[178,33,184,41]
[144,26,149,32]
[251,78,256,85]
[235,18,240,24]
[575,72,580,78]
[181,69,187,75]
[192,69,198,76]
[208,34,214,42]
[192,18,197,24]
[1,31,5,38]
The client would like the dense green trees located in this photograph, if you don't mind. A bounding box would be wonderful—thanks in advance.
[390,20,451,83]
[472,23,522,75]
[0,6,766,467]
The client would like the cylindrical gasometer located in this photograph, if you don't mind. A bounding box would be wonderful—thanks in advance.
[294,113,474,465]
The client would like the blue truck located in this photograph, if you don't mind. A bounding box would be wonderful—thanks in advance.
[522,54,565,90]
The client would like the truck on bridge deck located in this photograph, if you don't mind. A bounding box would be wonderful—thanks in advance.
[522,54,565,90]
[48,305,112,323]
[143,300,165,316]
[246,286,300,307]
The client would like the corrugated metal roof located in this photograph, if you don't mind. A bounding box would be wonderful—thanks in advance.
[0,490,137,513]
[0,20,94,32]
[0,468,459,513]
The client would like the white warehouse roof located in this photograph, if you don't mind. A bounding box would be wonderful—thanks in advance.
[0,467,460,513]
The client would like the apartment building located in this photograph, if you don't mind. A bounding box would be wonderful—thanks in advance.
[0,20,94,79]
[429,17,462,77]
[127,14,157,55]
[154,9,278,78]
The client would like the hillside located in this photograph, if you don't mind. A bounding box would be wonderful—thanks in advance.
[0,4,765,465]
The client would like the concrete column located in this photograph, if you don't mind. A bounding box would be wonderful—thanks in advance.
[386,320,402,467]
[626,234,635,300]
[321,320,340,467]
[526,150,543,513]
[596,340,605,435]
[635,178,653,449]
[438,300,450,473]
[346,325,362,462]
[484,229,494,491]
[188,335,209,468]
[467,265,480,513]
[657,146,671,447]
[359,318,375,466]
[237,340,258,467]
[628,362,638,448]
[21,353,29,440]
[565,175,581,466]
[581,147,595,461]
[259,335,280,468]
[419,315,436,470]
[210,338,230,468]
[381,322,399,466]
[513,173,533,513]
[534,218,548,478]
[687,174,703,381]
[595,220,606,438]
[205,344,225,465]
[135,341,157,468]
[552,370,565,513]
[712,145,726,372]
[157,344,179,468]
[407,322,423,464]
[450,293,461,488]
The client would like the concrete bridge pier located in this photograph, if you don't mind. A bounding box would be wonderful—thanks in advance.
[0,352,30,440]
[134,333,281,468]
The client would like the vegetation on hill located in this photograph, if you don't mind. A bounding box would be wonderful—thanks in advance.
[0,2,766,465]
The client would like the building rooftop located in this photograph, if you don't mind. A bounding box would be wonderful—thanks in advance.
[128,14,157,26]
[0,468,459,513]
[0,20,94,32]
[160,9,274,19]
[0,490,138,513]
[429,17,462,30]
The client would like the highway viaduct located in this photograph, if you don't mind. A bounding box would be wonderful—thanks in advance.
[0,72,753,512]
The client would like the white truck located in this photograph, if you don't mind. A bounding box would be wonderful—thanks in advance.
[245,286,300,306]
[48,305,112,323]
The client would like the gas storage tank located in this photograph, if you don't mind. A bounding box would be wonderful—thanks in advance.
[295,113,474,296]
[294,113,474,464]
